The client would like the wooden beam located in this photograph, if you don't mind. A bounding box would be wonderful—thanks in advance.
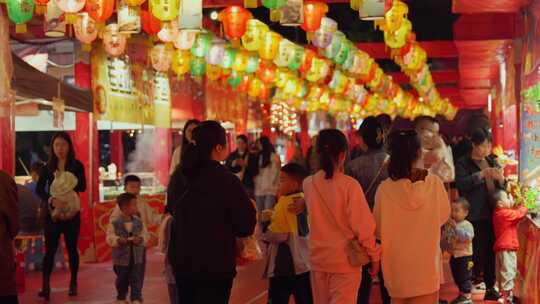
[357,41,458,59]
[389,70,459,85]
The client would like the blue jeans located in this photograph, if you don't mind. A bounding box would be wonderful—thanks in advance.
[114,255,144,302]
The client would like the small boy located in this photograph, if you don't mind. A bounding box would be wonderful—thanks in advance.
[448,198,475,304]
[110,175,161,227]
[261,163,312,304]
[492,190,528,303]
[107,193,149,304]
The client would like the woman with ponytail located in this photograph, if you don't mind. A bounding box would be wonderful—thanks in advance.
[303,129,380,303]
[166,121,256,303]
[373,130,450,303]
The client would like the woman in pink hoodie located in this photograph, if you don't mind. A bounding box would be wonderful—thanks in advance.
[303,129,381,304]
[374,130,451,303]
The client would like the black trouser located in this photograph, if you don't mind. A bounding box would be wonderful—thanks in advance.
[176,277,233,304]
[42,214,80,285]
[471,219,496,289]
[268,272,313,304]
[450,256,473,294]
[0,295,18,304]
[358,266,391,304]
[114,253,144,302]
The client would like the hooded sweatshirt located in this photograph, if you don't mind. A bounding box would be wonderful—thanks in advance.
[374,174,450,298]
[303,171,380,274]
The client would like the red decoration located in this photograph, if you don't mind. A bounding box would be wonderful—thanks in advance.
[299,49,316,73]
[86,0,115,23]
[256,62,276,84]
[218,6,252,40]
[141,9,161,35]
[301,1,327,32]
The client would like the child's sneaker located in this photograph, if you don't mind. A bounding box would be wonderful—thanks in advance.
[484,288,501,301]
[451,294,473,304]
[473,282,487,294]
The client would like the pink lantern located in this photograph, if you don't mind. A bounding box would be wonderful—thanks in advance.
[102,23,127,57]
[174,29,197,50]
[55,0,86,23]
[74,12,98,50]
[206,41,226,65]
[150,44,173,72]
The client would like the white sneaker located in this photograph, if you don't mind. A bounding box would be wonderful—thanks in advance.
[472,282,486,294]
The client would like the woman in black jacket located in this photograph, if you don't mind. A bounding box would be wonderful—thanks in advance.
[36,132,86,301]
[167,121,256,303]
[455,128,505,301]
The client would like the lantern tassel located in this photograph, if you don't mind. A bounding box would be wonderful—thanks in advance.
[35,4,47,15]
[82,43,92,52]
[244,0,257,8]
[15,24,27,34]
[269,9,281,22]
[65,13,77,24]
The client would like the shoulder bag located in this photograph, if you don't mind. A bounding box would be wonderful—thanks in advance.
[311,178,371,267]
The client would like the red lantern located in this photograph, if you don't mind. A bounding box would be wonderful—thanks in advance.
[256,61,276,84]
[301,1,328,32]
[218,6,252,40]
[299,49,316,73]
[141,9,161,35]
[85,0,114,23]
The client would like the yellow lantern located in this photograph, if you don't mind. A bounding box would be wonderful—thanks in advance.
[248,77,264,99]
[124,0,144,6]
[382,0,408,32]
[275,69,291,88]
[241,19,269,51]
[232,51,249,73]
[150,0,179,21]
[258,32,282,61]
[273,39,296,67]
[384,18,412,49]
[172,49,191,78]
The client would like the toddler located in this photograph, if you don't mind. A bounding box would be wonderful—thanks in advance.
[448,198,475,304]
[492,190,528,303]
[49,171,80,221]
[107,193,149,304]
[261,163,312,304]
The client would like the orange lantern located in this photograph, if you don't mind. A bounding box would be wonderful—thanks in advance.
[256,62,276,84]
[301,1,327,32]
[55,0,86,24]
[298,48,316,73]
[141,9,161,35]
[124,0,145,6]
[218,6,252,41]
[85,0,113,23]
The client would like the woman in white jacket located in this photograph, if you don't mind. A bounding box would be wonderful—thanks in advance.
[374,130,450,303]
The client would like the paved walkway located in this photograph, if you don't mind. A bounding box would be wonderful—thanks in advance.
[18,249,488,303]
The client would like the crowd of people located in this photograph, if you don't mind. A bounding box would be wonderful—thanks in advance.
[0,113,530,304]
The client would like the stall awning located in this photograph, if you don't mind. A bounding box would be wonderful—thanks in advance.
[11,53,93,112]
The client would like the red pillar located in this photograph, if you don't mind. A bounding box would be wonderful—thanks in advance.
[72,112,97,261]
[110,131,124,172]
[154,128,171,187]
[0,97,15,175]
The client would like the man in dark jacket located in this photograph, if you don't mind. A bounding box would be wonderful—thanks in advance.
[225,135,258,197]
[0,171,19,304]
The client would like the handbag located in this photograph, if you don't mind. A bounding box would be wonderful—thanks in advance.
[236,199,262,266]
[311,179,371,267]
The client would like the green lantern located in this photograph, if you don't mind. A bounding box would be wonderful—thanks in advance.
[324,31,345,60]
[6,0,35,33]
[228,70,242,88]
[288,46,304,71]
[190,57,206,77]
[221,47,238,70]
[334,41,352,66]
[191,34,212,58]
[342,48,357,71]
[246,55,260,74]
